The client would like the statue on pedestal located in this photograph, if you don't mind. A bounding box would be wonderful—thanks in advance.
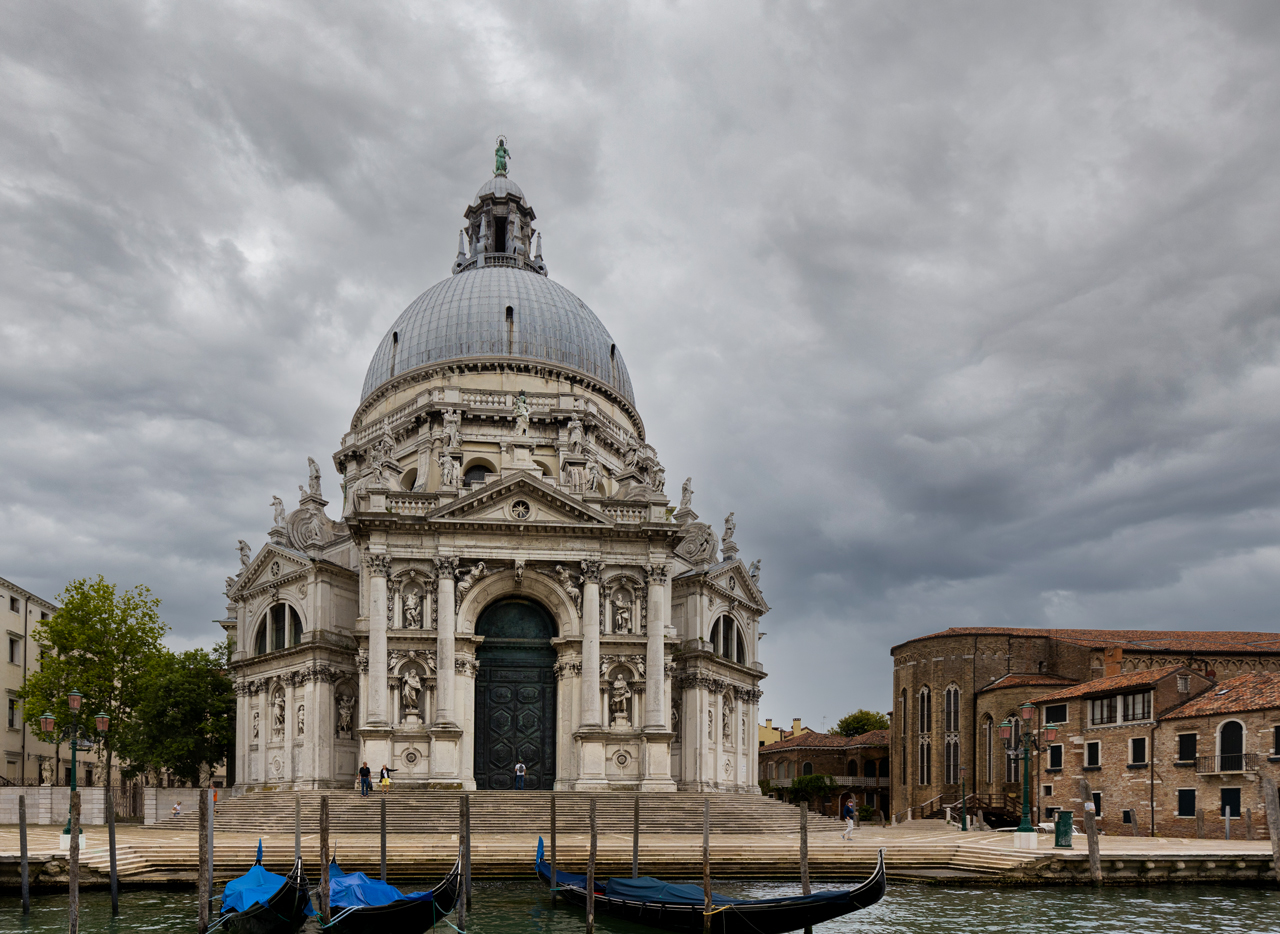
[610,674,632,727]
[272,495,287,527]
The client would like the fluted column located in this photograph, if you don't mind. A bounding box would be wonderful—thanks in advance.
[644,564,668,729]
[435,560,458,727]
[366,555,391,726]
[580,560,602,728]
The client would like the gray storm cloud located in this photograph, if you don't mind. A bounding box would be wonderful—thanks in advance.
[2,1,1279,726]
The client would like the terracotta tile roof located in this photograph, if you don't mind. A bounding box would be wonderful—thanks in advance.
[1161,672,1280,719]
[893,627,1280,655]
[758,729,888,753]
[980,673,1078,693]
[1029,668,1183,703]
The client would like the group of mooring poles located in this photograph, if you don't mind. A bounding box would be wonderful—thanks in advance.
[25,785,122,934]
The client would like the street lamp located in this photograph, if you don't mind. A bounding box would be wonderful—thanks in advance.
[38,690,110,837]
[1001,704,1048,835]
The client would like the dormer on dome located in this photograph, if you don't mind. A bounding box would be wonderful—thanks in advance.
[454,137,547,276]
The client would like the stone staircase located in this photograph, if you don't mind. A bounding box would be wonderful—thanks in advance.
[164,790,845,837]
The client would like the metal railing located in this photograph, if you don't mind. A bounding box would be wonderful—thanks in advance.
[770,776,890,789]
[1195,754,1260,773]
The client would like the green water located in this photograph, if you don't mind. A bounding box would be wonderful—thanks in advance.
[1,881,1276,933]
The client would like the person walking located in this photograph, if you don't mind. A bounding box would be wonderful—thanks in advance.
[841,799,857,840]
[379,763,397,793]
[514,760,526,790]
[359,761,373,797]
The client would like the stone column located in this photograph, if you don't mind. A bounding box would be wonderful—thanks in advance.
[366,555,391,726]
[435,565,457,727]
[235,686,249,787]
[580,561,602,728]
[644,565,667,729]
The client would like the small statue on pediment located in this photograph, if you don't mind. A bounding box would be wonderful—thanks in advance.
[748,559,761,585]
[438,451,459,487]
[272,496,287,527]
[307,457,322,497]
[567,415,585,454]
[442,408,462,449]
[513,393,530,437]
[587,458,606,492]
[680,477,693,510]
[238,540,252,568]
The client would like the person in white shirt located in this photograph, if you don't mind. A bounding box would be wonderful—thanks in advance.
[172,801,182,818]
[514,761,526,790]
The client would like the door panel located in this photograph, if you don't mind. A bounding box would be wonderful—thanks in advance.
[475,650,556,789]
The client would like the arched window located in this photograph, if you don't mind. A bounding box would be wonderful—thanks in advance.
[463,465,489,487]
[918,687,932,734]
[847,760,858,776]
[802,761,813,776]
[709,618,720,654]
[736,629,747,665]
[944,737,960,785]
[256,603,304,654]
[918,739,932,785]
[254,624,267,656]
[944,685,960,732]
[786,760,793,779]
[982,716,994,784]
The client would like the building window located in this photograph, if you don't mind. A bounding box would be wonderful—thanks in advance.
[8,637,19,664]
[944,737,960,785]
[1047,743,1063,771]
[1042,784,1053,797]
[1177,733,1197,762]
[1085,740,1101,768]
[1177,788,1196,817]
[1220,788,1241,818]
[1122,691,1151,722]
[1219,721,1245,771]
[802,762,813,777]
[7,698,17,729]
[1089,696,1117,725]
[918,687,932,734]
[918,740,932,785]
[40,612,48,621]
[1122,809,1133,825]
[983,717,993,784]
[256,603,304,654]
[8,597,18,613]
[1176,674,1190,693]
[1130,737,1147,765]
[1043,703,1067,725]
[944,685,960,732]
[1091,792,1103,817]
[1273,725,1279,756]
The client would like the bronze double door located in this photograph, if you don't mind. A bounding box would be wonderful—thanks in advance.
[473,598,557,790]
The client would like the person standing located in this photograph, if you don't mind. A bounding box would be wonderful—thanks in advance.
[379,763,397,793]
[514,760,526,790]
[841,798,857,840]
[359,762,372,797]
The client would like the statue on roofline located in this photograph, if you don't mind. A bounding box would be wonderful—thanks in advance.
[495,136,510,176]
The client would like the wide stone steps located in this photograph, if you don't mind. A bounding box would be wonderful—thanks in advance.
[163,790,845,837]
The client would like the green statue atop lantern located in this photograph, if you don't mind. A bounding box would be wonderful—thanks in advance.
[495,136,510,176]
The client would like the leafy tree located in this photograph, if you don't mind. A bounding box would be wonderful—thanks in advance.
[116,645,235,786]
[19,577,168,787]
[788,773,837,802]
[830,709,890,737]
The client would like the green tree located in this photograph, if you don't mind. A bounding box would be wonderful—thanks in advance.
[116,645,235,786]
[830,709,890,737]
[19,576,169,786]
[788,773,837,802]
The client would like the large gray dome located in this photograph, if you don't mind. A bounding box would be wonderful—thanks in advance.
[361,266,635,406]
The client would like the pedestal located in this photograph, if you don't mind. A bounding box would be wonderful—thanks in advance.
[1013,830,1039,849]
[59,827,85,851]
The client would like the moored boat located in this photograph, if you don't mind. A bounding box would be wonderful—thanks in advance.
[535,839,886,934]
[212,842,313,934]
[322,856,462,934]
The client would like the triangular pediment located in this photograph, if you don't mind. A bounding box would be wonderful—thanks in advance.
[709,560,768,612]
[426,473,613,527]
[230,544,310,598]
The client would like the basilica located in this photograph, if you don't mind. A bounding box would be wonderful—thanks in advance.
[221,144,768,792]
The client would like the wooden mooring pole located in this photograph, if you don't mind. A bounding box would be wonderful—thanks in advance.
[702,799,711,934]
[107,786,119,916]
[456,795,467,933]
[381,797,388,882]
[320,795,331,924]
[1261,776,1280,889]
[549,795,557,907]
[1196,807,1205,839]
[69,789,81,934]
[1078,779,1102,886]
[587,798,597,934]
[464,794,473,910]
[294,793,301,863]
[197,790,209,934]
[207,788,216,918]
[799,801,810,895]
[632,794,640,878]
[19,793,29,915]
[1246,807,1254,841]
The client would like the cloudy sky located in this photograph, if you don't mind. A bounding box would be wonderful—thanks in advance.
[3,1,1280,728]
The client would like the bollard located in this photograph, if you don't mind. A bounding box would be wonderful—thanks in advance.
[549,795,557,907]
[19,794,29,915]
[69,789,81,934]
[587,798,597,934]
[702,799,711,934]
[294,793,301,863]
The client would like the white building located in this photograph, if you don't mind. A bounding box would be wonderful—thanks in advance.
[222,150,767,792]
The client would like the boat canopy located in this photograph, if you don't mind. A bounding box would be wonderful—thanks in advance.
[222,865,315,916]
[330,864,434,909]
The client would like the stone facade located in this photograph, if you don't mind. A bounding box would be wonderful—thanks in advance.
[890,626,1280,822]
[759,729,890,817]
[220,163,767,792]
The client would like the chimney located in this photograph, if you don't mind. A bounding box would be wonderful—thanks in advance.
[1103,646,1124,678]
[792,717,803,735]
[765,719,772,729]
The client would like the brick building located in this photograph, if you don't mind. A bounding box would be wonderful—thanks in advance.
[1035,670,1280,836]
[891,627,1280,823]
[758,729,890,817]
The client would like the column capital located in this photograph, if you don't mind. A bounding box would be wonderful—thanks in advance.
[365,554,392,576]
[645,563,669,585]
[580,559,603,583]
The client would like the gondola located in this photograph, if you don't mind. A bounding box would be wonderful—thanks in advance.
[322,856,462,934]
[211,841,314,934]
[535,838,886,934]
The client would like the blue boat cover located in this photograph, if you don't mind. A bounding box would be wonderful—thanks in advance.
[602,877,745,906]
[329,863,433,909]
[221,864,315,916]
[536,837,598,891]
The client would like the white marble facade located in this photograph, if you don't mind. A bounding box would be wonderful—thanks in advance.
[221,161,767,791]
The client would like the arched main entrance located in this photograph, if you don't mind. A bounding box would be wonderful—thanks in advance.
[474,597,557,789]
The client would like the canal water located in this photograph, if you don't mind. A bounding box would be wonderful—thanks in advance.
[1,880,1276,932]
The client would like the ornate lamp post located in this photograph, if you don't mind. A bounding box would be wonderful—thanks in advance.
[39,691,110,836]
[1000,703,1039,834]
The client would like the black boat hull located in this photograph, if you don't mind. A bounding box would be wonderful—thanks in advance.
[537,850,886,934]
[218,858,312,934]
[324,858,462,934]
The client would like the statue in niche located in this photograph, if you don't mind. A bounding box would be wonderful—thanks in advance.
[587,457,606,492]
[723,512,736,546]
[456,563,486,606]
[671,701,680,730]
[707,709,713,741]
[742,715,747,747]
[680,477,693,510]
[337,696,355,735]
[556,565,581,614]
[403,591,422,629]
[567,415,585,454]
[307,457,323,496]
[297,704,306,736]
[238,540,252,568]
[610,674,632,726]
[722,703,732,743]
[273,694,286,734]
[252,711,260,740]
[272,495,287,526]
[401,668,422,712]
[442,408,461,449]
[438,451,459,487]
[613,594,632,633]
[40,760,53,784]
[513,393,531,437]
